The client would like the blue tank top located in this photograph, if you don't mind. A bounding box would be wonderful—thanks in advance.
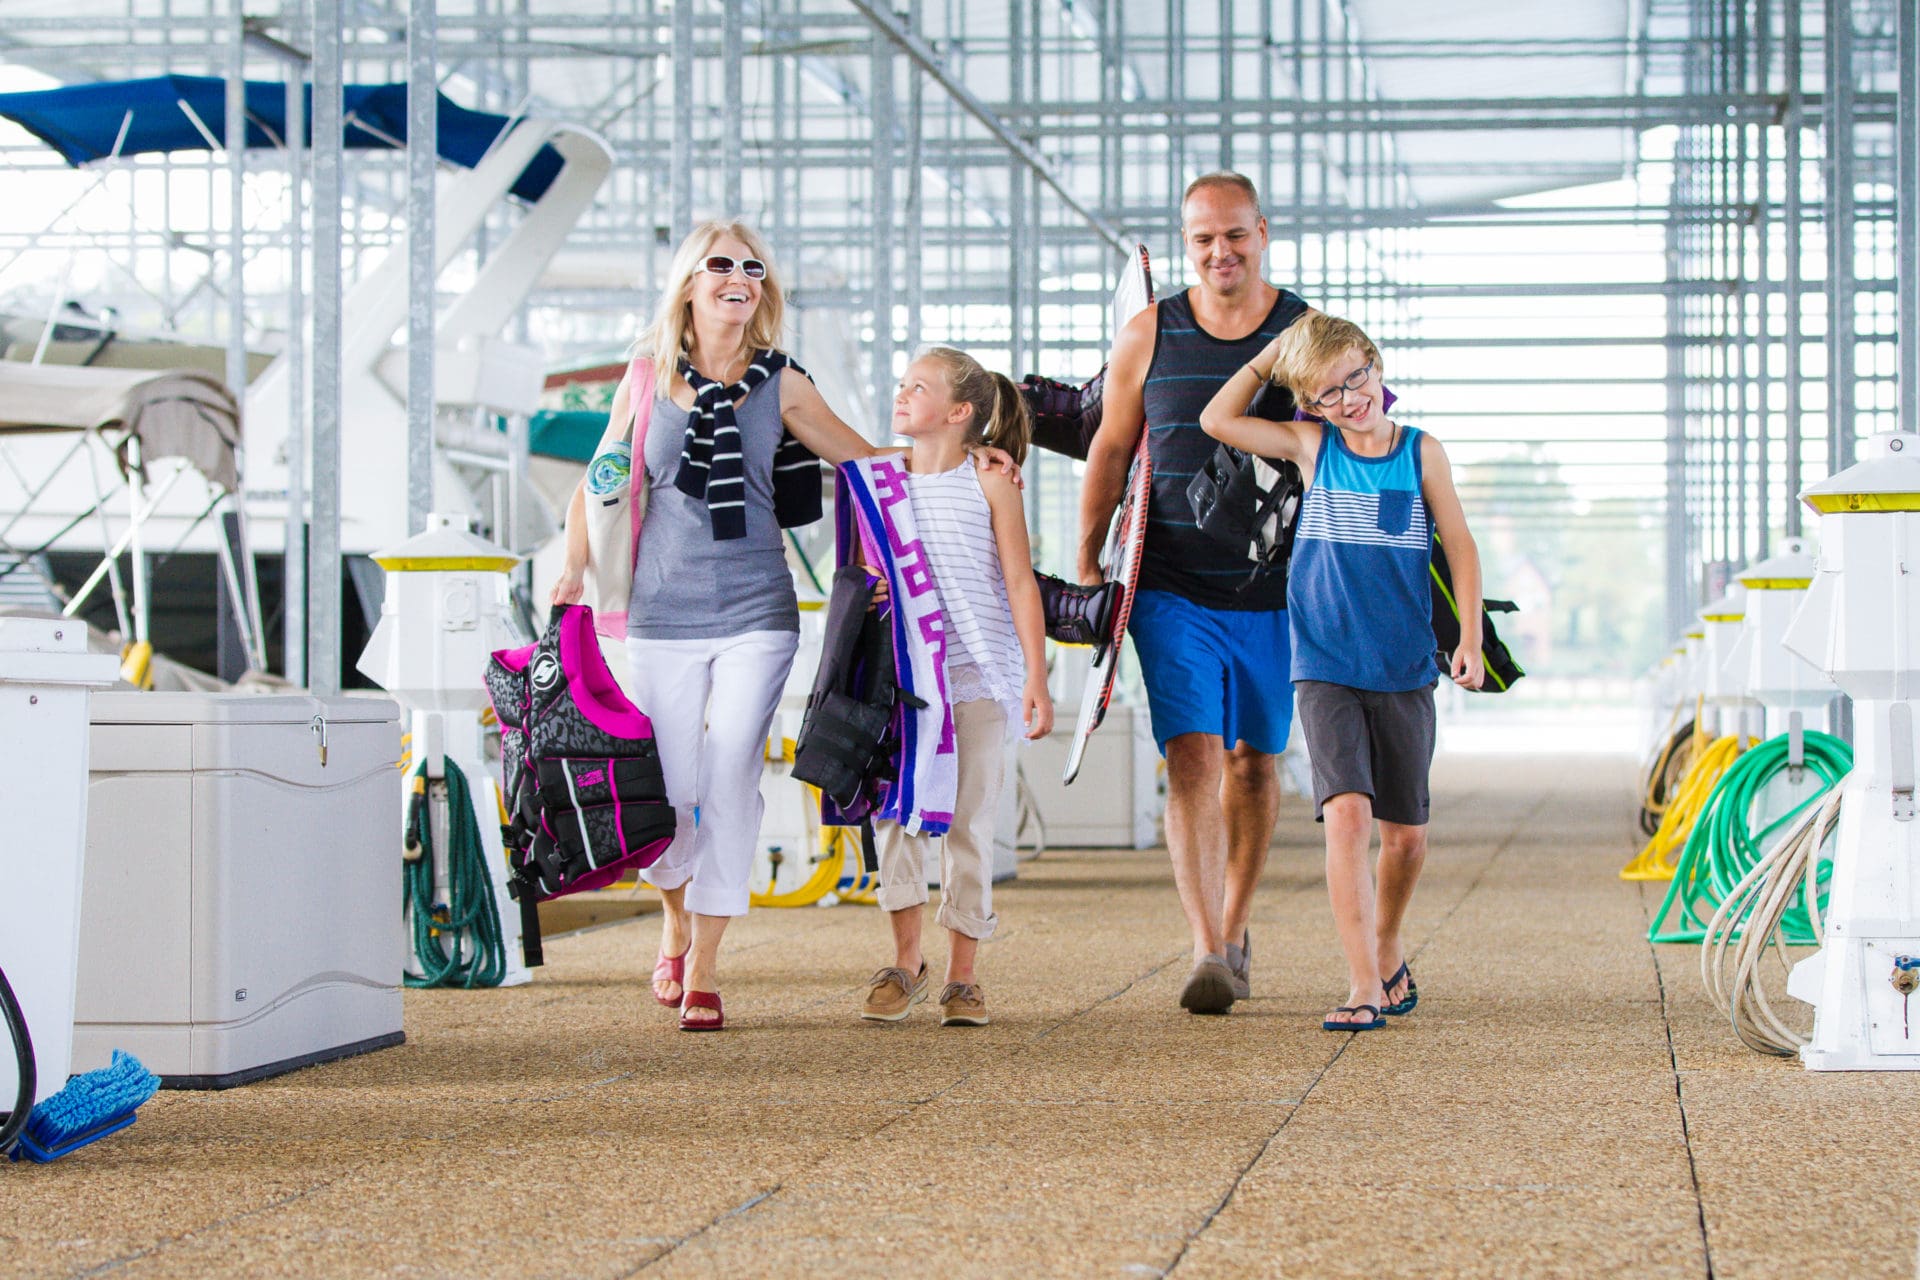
[1287,423,1437,692]
[1138,286,1310,611]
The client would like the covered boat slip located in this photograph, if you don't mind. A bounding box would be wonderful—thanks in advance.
[1,752,1909,1278]
[0,361,265,674]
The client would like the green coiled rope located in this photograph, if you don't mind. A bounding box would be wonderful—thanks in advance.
[1647,729,1850,945]
[403,757,507,989]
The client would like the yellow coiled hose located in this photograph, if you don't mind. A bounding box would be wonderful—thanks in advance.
[1621,732,1752,881]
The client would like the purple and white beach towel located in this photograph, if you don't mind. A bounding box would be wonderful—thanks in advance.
[825,456,956,837]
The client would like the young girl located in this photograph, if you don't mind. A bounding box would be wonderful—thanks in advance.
[858,347,1054,1027]
[1198,312,1484,1033]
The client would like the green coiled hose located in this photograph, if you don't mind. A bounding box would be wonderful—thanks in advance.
[402,757,507,989]
[1647,729,1849,945]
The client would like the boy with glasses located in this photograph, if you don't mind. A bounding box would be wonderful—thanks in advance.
[1200,312,1485,1033]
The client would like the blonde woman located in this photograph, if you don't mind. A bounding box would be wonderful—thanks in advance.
[553,221,1011,1030]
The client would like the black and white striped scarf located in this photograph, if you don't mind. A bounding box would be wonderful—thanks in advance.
[673,349,821,539]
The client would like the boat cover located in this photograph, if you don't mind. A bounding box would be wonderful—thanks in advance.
[0,363,240,491]
[0,75,563,203]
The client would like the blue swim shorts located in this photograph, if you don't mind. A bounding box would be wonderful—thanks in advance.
[1126,588,1293,756]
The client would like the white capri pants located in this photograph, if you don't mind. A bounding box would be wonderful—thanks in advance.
[626,629,799,917]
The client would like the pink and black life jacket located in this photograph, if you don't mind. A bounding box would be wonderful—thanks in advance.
[486,606,675,919]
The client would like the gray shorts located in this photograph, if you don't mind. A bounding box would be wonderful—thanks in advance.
[1294,680,1437,826]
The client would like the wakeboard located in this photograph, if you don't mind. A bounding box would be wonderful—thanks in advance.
[1062,243,1154,785]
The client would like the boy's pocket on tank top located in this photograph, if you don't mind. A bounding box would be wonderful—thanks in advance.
[1375,488,1415,536]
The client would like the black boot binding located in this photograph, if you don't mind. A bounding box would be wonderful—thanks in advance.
[1034,572,1121,653]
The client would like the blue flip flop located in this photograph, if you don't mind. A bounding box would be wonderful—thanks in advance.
[1322,1003,1386,1032]
[1383,962,1418,1016]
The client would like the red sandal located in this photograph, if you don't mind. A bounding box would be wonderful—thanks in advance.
[679,990,725,1032]
[653,946,689,1008]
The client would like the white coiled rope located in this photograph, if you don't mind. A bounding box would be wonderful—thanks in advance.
[1700,782,1845,1056]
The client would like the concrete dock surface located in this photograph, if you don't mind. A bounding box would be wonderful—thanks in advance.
[4,753,1914,1278]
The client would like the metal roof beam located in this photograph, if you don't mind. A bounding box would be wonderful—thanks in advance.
[842,0,1129,255]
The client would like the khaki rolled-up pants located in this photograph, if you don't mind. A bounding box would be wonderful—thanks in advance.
[876,698,1006,940]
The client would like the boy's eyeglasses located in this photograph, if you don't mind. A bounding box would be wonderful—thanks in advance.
[694,255,767,280]
[1303,361,1374,410]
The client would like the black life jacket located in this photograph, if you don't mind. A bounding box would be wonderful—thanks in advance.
[1179,379,1307,590]
[1185,444,1305,592]
[487,606,676,934]
[1430,533,1526,692]
[792,564,925,867]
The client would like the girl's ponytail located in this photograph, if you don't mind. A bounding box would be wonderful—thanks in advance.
[916,346,1030,465]
[984,372,1032,466]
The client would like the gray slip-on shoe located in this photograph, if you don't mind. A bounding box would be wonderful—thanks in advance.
[1224,929,1252,1001]
[1179,954,1236,1015]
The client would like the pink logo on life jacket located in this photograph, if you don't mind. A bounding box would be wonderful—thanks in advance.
[577,768,606,789]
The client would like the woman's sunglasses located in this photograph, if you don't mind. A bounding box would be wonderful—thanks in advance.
[694,255,767,280]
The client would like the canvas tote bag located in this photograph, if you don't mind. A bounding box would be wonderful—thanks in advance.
[580,356,658,691]
[581,355,657,630]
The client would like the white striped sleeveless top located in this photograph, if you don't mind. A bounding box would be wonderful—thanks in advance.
[908,458,1023,712]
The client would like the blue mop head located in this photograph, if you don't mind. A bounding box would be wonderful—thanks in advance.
[9,1051,160,1164]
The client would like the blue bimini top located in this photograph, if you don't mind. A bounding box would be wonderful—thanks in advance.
[1287,422,1437,692]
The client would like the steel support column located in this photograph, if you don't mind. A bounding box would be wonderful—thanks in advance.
[284,63,307,684]
[406,0,436,536]
[219,6,249,681]
[1665,82,1692,635]
[1753,0,1774,553]
[1008,0,1027,378]
[310,0,344,697]
[1785,0,1805,532]
[1826,0,1857,470]
[871,28,895,433]
[1899,0,1918,433]
[903,0,924,355]
[671,0,695,243]
[723,0,743,213]
[224,10,246,401]
[769,4,787,240]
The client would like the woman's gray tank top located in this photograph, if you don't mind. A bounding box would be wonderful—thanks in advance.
[626,370,800,639]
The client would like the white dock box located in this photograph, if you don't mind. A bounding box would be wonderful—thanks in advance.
[1025,704,1163,849]
[72,693,407,1088]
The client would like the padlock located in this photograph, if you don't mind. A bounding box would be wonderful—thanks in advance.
[1892,958,1920,996]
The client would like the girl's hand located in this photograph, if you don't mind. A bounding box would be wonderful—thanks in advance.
[551,564,585,606]
[866,570,889,611]
[1450,643,1485,690]
[970,445,1024,489]
[1022,678,1054,740]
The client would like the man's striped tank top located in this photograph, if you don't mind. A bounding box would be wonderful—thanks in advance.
[1287,422,1438,692]
[1138,286,1310,611]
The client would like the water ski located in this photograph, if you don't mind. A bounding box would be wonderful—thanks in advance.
[1062,243,1154,785]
